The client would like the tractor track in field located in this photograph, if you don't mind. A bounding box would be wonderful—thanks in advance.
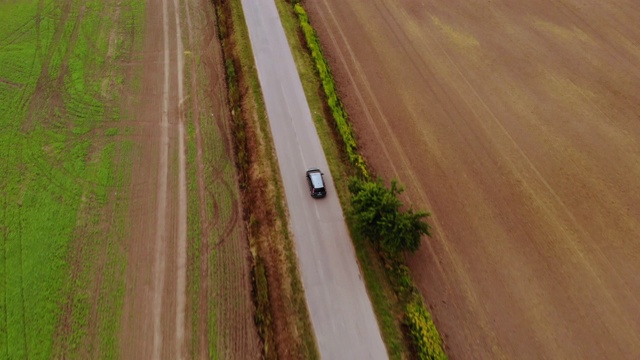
[22,0,92,195]
[22,0,75,131]
[18,2,90,357]
[50,1,139,356]
[119,0,179,356]
[0,0,54,52]
[0,78,24,88]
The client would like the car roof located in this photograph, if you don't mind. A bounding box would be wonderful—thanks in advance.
[308,171,324,188]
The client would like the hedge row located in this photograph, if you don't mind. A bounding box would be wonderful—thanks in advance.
[406,299,447,360]
[293,4,369,178]
[382,253,446,360]
[292,3,447,359]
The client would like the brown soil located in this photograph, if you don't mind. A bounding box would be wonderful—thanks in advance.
[305,0,640,359]
[119,0,178,356]
[119,0,259,359]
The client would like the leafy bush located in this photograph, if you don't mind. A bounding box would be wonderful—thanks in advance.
[386,258,415,300]
[405,299,447,360]
[349,177,430,254]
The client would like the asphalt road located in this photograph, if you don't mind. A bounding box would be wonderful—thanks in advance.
[240,0,387,358]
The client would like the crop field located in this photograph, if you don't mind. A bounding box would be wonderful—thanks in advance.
[304,0,640,359]
[1,0,259,358]
[0,0,143,358]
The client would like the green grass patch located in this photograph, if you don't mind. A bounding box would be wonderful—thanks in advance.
[186,105,204,358]
[104,128,119,137]
[0,0,144,358]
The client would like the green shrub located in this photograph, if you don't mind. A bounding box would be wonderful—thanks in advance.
[405,299,447,360]
[387,259,414,300]
[349,177,430,254]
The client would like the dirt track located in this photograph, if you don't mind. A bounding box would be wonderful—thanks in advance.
[119,0,187,356]
[305,0,640,358]
[119,0,258,358]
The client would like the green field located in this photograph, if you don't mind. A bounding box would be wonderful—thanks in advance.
[0,0,144,358]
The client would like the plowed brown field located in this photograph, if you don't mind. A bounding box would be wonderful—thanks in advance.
[305,0,640,358]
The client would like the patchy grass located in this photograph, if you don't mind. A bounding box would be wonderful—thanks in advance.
[184,1,263,357]
[185,88,205,358]
[0,0,144,358]
[181,24,205,356]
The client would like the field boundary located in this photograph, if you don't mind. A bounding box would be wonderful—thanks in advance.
[287,2,447,359]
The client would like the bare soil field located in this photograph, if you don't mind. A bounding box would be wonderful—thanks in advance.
[120,0,259,359]
[305,0,640,358]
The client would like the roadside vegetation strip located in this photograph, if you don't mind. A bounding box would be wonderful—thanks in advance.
[292,3,368,179]
[215,3,275,358]
[287,2,447,359]
[0,0,144,358]
[273,2,404,358]
[216,0,319,358]
[406,298,447,360]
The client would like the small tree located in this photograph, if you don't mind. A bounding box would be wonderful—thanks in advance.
[349,177,431,254]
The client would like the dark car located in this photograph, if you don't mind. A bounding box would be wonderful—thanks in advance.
[306,168,326,198]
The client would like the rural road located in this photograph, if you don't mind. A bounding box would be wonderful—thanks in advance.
[240,0,388,358]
